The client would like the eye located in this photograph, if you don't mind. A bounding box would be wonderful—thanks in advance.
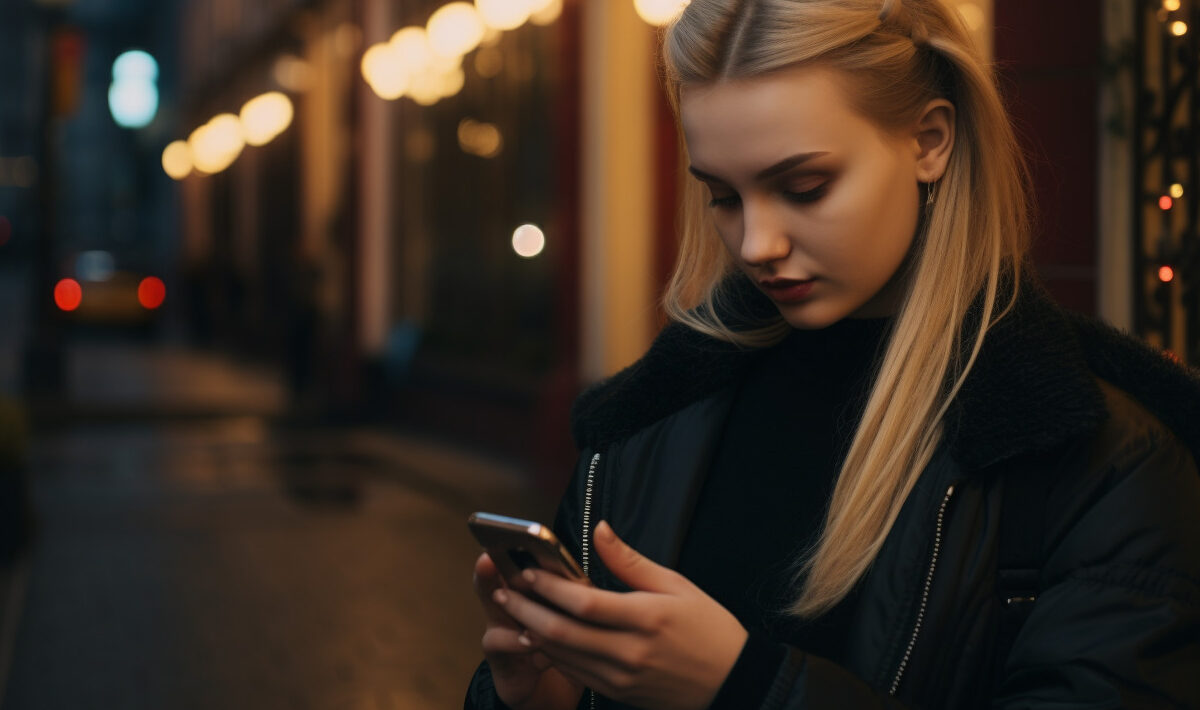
[782,183,828,204]
[707,193,741,209]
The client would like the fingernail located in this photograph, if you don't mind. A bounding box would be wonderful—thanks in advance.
[522,569,536,584]
[518,632,532,647]
[597,520,614,542]
[493,589,508,605]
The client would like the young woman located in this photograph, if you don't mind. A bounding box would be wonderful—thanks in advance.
[466,1,1200,708]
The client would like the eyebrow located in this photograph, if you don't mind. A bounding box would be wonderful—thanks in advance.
[687,151,831,184]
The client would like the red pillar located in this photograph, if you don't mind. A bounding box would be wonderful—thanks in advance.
[994,2,1102,314]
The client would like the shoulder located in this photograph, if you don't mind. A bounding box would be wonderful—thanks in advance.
[947,279,1200,471]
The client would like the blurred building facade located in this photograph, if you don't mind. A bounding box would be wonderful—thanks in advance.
[5,0,1194,491]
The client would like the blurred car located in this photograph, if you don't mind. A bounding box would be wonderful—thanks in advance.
[55,250,167,329]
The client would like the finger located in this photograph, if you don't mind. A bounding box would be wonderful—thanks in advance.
[520,568,653,631]
[528,636,624,699]
[593,520,682,594]
[474,552,522,628]
[481,626,537,657]
[493,587,631,662]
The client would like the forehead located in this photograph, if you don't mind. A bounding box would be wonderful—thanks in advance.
[680,66,881,176]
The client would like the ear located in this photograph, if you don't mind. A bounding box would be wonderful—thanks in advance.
[912,99,955,182]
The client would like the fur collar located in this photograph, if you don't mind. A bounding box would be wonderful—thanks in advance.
[570,274,1200,471]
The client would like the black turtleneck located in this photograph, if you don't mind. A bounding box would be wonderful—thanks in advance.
[675,316,891,708]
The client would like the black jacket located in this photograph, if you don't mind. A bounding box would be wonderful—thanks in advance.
[467,278,1200,709]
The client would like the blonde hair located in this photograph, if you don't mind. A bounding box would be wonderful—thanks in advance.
[662,0,1030,617]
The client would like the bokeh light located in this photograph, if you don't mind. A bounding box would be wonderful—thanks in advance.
[427,3,486,59]
[362,43,410,99]
[1171,21,1188,36]
[474,47,504,78]
[273,54,312,92]
[633,0,691,26]
[1170,183,1184,199]
[162,140,193,180]
[1159,265,1176,283]
[1159,195,1173,210]
[189,114,245,174]
[530,0,563,25]
[475,0,531,31]
[55,279,83,312]
[138,277,167,310]
[109,50,159,128]
[1164,0,1181,10]
[240,92,294,146]
[391,27,435,75]
[112,50,158,81]
[458,119,503,158]
[512,224,546,258]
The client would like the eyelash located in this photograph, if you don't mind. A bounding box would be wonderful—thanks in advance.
[707,184,828,209]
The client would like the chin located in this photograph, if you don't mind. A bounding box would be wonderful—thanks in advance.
[773,301,851,330]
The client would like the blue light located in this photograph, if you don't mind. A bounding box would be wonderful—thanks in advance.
[109,50,159,129]
[112,50,158,81]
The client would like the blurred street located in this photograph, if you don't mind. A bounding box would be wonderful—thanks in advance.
[0,338,553,710]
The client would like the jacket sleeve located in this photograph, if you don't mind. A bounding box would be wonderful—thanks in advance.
[463,449,596,710]
[753,427,1200,709]
[990,428,1200,708]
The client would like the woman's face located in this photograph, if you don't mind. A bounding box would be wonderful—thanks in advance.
[681,65,941,329]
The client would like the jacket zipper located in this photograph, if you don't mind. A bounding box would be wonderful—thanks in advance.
[889,484,956,696]
[582,452,600,710]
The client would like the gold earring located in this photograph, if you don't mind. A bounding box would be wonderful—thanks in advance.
[925,181,938,209]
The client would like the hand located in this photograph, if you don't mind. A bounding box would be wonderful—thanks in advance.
[491,521,749,710]
[472,552,584,710]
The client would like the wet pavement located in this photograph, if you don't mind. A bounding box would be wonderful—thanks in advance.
[0,341,556,710]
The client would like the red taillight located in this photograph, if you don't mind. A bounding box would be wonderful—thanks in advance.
[54,278,82,311]
[138,276,166,309]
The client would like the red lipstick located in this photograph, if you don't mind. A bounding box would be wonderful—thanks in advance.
[759,277,816,304]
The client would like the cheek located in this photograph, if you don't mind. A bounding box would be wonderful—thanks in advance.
[823,172,918,266]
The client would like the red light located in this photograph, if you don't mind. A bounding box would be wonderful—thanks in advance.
[54,278,82,311]
[138,276,166,309]
[1159,195,1174,210]
[1159,265,1176,283]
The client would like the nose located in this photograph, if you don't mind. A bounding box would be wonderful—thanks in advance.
[739,196,791,266]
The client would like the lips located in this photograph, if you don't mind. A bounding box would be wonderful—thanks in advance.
[759,278,816,304]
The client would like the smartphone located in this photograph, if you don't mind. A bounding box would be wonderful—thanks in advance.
[468,512,592,589]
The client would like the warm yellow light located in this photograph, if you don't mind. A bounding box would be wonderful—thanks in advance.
[512,224,546,258]
[480,27,503,48]
[362,43,409,99]
[1171,183,1185,199]
[475,0,531,31]
[427,2,486,59]
[1171,20,1188,36]
[409,71,444,106]
[1164,0,1182,11]
[474,46,504,78]
[273,54,312,92]
[458,119,503,158]
[390,26,435,75]
[161,140,193,180]
[239,92,293,146]
[530,0,563,25]
[189,114,245,174]
[633,0,690,26]
[437,66,466,98]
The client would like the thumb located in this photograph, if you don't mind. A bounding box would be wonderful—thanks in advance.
[594,520,678,593]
